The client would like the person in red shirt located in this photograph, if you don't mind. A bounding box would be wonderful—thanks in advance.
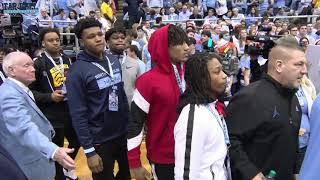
[127,24,189,180]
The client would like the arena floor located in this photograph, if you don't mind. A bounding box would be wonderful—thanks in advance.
[70,142,151,180]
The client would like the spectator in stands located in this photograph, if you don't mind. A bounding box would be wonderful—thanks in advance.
[276,7,288,16]
[53,9,71,45]
[101,0,115,23]
[265,6,274,16]
[215,31,238,96]
[126,29,141,51]
[212,24,222,43]
[168,7,179,20]
[203,0,217,15]
[88,10,96,18]
[67,0,83,17]
[83,0,98,16]
[282,22,289,30]
[235,28,247,56]
[188,37,196,55]
[159,8,168,20]
[278,29,290,35]
[68,10,78,28]
[299,37,310,51]
[189,6,203,27]
[204,9,217,22]
[232,0,247,14]
[179,4,192,20]
[259,0,270,15]
[57,0,70,17]
[146,9,158,26]
[186,29,195,38]
[307,23,317,40]
[95,9,111,32]
[298,24,315,44]
[201,30,214,52]
[246,6,259,26]
[232,8,245,26]
[175,2,183,14]
[289,25,299,41]
[276,26,283,35]
[127,45,146,74]
[37,7,52,28]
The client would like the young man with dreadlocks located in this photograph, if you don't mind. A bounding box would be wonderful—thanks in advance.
[127,24,189,180]
[174,52,230,180]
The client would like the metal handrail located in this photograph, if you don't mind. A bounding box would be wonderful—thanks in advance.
[162,15,319,23]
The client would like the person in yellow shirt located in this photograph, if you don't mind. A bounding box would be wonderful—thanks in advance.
[100,0,114,23]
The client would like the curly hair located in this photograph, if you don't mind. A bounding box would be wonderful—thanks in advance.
[74,18,102,39]
[39,27,60,44]
[168,25,189,47]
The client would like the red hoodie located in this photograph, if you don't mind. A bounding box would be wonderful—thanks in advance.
[127,24,184,168]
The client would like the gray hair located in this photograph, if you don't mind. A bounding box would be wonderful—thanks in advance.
[2,52,24,76]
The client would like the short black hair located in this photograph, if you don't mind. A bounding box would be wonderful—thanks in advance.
[57,9,64,14]
[39,27,60,44]
[177,52,224,113]
[89,10,96,15]
[74,18,102,39]
[168,25,188,47]
[201,30,211,38]
[105,26,126,41]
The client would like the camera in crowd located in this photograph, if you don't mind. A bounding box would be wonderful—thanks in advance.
[245,35,280,59]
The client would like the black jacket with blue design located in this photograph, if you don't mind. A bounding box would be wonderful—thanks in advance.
[226,74,301,180]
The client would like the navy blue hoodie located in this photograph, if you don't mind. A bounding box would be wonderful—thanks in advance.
[66,51,129,157]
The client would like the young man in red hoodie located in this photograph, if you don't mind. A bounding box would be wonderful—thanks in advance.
[127,24,189,179]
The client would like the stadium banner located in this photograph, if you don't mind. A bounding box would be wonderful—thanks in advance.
[1,2,38,14]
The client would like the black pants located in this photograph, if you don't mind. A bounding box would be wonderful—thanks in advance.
[92,135,130,180]
[53,119,80,180]
[152,163,174,180]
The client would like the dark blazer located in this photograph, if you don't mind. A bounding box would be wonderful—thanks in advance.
[0,144,27,180]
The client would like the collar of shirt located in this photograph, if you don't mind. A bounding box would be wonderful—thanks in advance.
[8,77,34,99]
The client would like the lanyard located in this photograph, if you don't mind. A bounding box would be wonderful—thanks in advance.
[45,51,65,76]
[172,64,185,94]
[206,103,230,146]
[91,55,114,79]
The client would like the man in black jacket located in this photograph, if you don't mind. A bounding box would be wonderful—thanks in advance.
[226,38,308,180]
[29,28,80,180]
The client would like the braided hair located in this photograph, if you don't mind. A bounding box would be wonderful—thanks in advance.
[177,52,224,113]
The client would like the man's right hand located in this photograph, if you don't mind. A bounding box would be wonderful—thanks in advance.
[87,154,103,173]
[53,147,75,170]
[130,166,152,180]
[252,172,265,180]
[51,90,65,103]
